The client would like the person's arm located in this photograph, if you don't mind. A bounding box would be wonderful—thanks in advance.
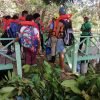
[49,22,54,36]
[14,37,19,42]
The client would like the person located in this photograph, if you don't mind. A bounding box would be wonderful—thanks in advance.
[45,38,51,61]
[19,10,28,21]
[18,14,40,65]
[33,13,45,52]
[79,16,92,51]
[48,13,59,63]
[2,15,11,32]
[55,6,72,72]
[7,15,19,38]
[6,14,19,55]
[0,15,12,54]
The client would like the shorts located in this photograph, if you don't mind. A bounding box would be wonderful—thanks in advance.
[56,39,66,53]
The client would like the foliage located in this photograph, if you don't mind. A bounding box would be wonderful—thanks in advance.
[0,61,63,100]
[0,0,99,31]
[0,61,100,100]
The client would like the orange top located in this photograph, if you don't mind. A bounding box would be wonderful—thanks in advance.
[2,18,12,31]
[19,21,39,30]
[54,14,72,37]
[19,16,26,21]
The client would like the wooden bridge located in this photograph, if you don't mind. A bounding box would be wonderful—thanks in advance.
[0,33,100,77]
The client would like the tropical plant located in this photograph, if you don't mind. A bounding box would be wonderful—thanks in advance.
[0,61,100,100]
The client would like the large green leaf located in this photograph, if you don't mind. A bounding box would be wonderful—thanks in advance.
[32,74,40,83]
[44,61,52,74]
[96,77,100,91]
[77,76,85,85]
[40,81,45,88]
[0,87,15,93]
[61,80,81,94]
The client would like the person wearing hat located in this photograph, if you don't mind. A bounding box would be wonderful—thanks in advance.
[54,7,71,72]
[48,13,59,63]
[79,16,92,50]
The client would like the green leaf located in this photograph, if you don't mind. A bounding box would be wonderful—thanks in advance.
[61,80,77,87]
[8,71,12,80]
[44,61,52,74]
[32,74,40,83]
[91,85,97,95]
[96,77,100,90]
[70,96,83,100]
[82,90,90,100]
[40,81,45,88]
[61,80,81,94]
[18,87,22,96]
[77,76,85,84]
[32,90,40,98]
[23,64,30,73]
[0,87,15,93]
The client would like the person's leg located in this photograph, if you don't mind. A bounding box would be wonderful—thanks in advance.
[56,39,66,71]
[79,37,85,51]
[50,36,57,63]
[59,52,65,71]
[23,47,31,65]
[31,47,38,65]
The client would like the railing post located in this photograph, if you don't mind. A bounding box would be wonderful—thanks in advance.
[15,42,22,77]
[72,42,79,73]
[99,34,100,42]
[85,37,90,55]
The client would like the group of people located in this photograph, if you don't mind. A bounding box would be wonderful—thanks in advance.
[0,6,92,73]
[0,10,44,66]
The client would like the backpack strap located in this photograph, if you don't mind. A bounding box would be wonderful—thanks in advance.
[59,19,69,30]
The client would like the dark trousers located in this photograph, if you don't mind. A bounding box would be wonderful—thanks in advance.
[7,43,14,53]
[79,37,85,50]
[24,47,37,65]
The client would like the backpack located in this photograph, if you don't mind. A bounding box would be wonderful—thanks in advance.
[60,20,74,46]
[7,22,19,38]
[19,26,38,48]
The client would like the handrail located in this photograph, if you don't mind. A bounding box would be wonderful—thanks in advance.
[1,40,14,50]
[0,38,15,40]
[0,38,22,77]
[65,33,100,73]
